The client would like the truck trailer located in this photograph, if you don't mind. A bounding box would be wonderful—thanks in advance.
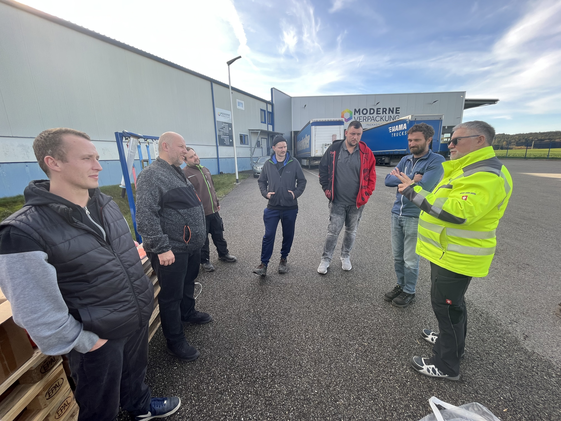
[361,114,447,165]
[295,118,345,167]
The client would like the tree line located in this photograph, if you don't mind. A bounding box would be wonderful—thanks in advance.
[493,131,561,149]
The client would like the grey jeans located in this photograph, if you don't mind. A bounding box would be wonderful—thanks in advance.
[321,202,364,262]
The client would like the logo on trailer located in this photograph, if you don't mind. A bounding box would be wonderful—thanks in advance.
[341,109,353,122]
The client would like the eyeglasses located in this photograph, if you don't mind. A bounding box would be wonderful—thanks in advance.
[449,134,481,146]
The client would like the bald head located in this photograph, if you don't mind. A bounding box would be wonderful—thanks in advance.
[158,131,187,166]
[158,132,183,151]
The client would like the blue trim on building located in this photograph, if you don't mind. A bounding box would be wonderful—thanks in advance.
[0,158,255,199]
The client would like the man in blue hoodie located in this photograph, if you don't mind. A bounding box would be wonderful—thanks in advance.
[384,123,445,308]
[253,135,307,276]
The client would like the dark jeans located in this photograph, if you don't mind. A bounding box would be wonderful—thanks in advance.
[201,212,229,263]
[68,324,151,421]
[149,250,200,347]
[260,208,298,265]
[430,262,472,376]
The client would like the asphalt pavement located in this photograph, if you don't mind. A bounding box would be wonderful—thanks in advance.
[138,158,561,421]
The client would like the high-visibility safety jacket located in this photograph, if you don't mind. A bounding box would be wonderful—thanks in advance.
[400,146,513,277]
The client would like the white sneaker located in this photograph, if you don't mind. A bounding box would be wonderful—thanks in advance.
[317,259,330,274]
[341,257,352,271]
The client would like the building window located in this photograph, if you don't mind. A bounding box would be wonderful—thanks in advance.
[237,99,245,110]
[240,134,249,145]
[260,109,266,124]
[267,111,273,125]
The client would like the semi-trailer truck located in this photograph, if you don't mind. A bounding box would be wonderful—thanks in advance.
[295,118,345,167]
[360,114,447,165]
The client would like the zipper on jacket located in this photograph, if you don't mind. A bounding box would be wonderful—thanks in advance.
[69,202,146,330]
[198,166,216,214]
[84,206,107,241]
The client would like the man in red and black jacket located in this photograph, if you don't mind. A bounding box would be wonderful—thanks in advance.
[318,120,376,274]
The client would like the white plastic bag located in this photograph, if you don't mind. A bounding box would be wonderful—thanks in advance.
[418,396,501,421]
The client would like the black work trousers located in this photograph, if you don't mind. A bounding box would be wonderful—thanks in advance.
[201,212,229,263]
[149,250,200,347]
[68,324,151,421]
[429,262,472,377]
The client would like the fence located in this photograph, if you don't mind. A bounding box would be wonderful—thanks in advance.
[493,140,561,159]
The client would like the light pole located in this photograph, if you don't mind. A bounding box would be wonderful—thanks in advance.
[227,55,242,183]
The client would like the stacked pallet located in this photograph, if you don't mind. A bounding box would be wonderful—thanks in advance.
[138,244,161,341]
[0,297,78,421]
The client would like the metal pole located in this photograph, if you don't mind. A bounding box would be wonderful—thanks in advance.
[227,55,242,184]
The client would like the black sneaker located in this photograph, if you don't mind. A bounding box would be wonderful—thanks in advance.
[278,258,288,274]
[422,328,439,344]
[136,397,181,420]
[201,262,215,272]
[253,263,267,276]
[219,254,237,263]
[166,341,200,361]
[384,285,403,302]
[392,292,415,308]
[183,311,213,325]
[411,356,460,381]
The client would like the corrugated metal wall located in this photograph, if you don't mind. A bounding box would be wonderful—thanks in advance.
[0,1,271,197]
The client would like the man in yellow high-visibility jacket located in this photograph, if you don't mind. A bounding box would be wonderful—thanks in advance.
[396,120,513,381]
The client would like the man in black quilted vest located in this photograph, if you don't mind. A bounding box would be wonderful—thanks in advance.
[0,128,181,421]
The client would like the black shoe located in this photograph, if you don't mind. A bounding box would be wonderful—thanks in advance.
[219,254,237,263]
[166,341,200,361]
[201,261,215,272]
[183,311,213,325]
[136,397,181,420]
[384,285,403,302]
[253,263,267,276]
[392,292,415,308]
[278,258,288,274]
[422,328,439,344]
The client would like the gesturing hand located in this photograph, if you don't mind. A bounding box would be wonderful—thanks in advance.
[395,171,414,193]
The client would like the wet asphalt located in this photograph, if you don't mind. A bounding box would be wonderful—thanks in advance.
[128,159,561,420]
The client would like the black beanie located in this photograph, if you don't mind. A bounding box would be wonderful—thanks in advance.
[272,135,287,146]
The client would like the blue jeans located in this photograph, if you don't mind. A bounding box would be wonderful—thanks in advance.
[261,208,298,265]
[322,202,363,262]
[391,213,420,294]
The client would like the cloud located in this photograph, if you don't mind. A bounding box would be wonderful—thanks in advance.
[218,0,251,56]
[329,0,354,13]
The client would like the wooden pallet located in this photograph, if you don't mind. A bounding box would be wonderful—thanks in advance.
[0,357,64,421]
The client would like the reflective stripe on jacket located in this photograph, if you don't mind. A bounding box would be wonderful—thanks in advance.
[400,146,513,277]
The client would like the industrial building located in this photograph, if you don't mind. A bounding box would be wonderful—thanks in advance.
[0,0,497,198]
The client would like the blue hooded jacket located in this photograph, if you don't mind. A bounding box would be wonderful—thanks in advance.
[385,150,445,217]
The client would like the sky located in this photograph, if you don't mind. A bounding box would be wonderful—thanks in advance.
[16,0,561,134]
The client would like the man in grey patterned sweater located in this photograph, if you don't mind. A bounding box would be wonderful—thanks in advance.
[136,132,212,361]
